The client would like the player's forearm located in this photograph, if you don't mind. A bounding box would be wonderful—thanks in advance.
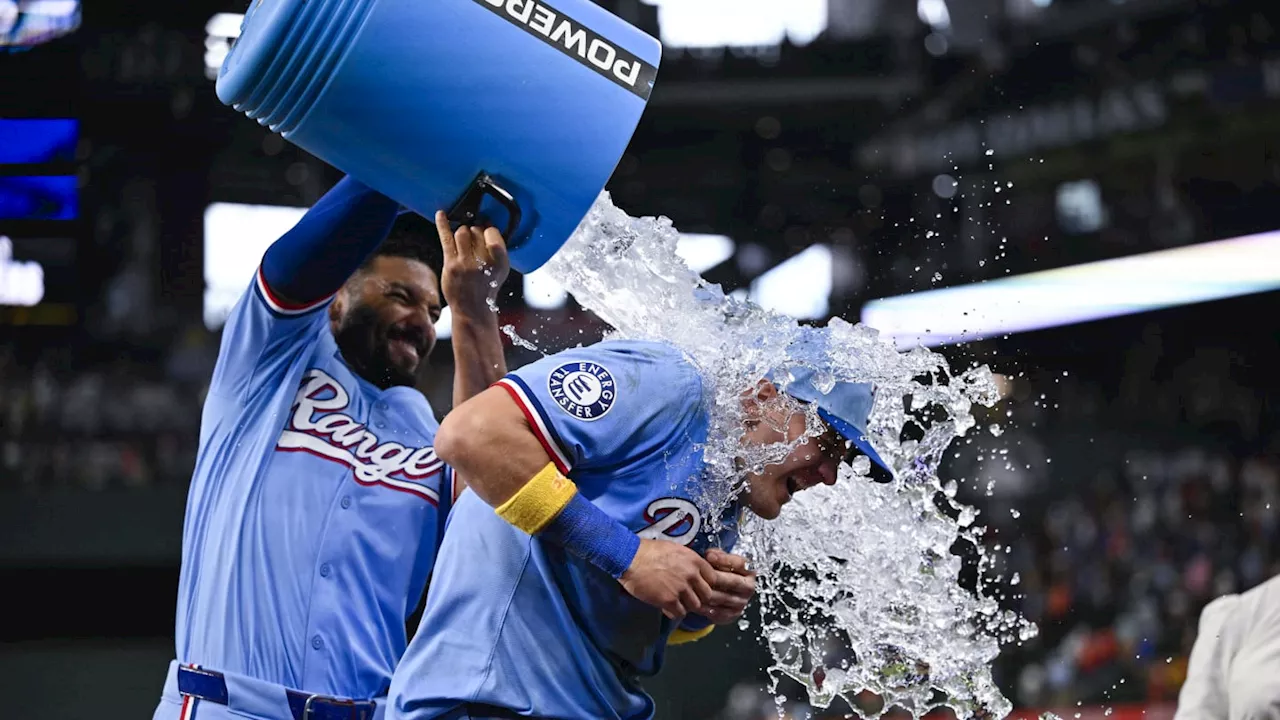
[449,312,507,408]
[445,315,508,499]
[260,176,400,306]
[436,387,640,578]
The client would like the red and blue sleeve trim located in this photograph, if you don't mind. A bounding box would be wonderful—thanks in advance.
[253,265,333,318]
[494,375,573,475]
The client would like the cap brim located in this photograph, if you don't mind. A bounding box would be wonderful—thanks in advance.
[817,408,892,475]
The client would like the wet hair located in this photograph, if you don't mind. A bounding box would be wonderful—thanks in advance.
[356,211,443,276]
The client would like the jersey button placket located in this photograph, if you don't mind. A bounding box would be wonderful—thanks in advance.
[319,563,331,577]
[311,635,324,651]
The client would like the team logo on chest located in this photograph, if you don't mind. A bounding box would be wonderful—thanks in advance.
[638,498,702,546]
[276,369,442,503]
[548,361,616,421]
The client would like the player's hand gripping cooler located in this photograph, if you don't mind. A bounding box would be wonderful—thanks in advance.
[215,0,661,274]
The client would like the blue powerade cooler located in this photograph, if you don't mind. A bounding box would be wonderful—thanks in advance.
[216,0,661,273]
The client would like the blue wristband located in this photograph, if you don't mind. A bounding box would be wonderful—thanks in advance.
[541,493,641,579]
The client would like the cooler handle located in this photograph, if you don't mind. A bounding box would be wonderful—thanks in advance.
[447,172,523,246]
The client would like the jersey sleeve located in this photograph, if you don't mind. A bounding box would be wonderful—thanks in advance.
[494,342,705,475]
[205,269,331,400]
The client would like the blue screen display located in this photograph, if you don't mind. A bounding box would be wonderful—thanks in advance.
[0,118,78,163]
[0,175,77,220]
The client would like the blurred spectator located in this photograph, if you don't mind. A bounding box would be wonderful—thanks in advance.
[0,330,214,491]
[996,445,1279,708]
[1174,575,1280,720]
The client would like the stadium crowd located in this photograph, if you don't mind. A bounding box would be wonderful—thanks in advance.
[0,328,211,491]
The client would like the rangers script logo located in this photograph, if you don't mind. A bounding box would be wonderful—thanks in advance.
[548,361,616,421]
[276,369,443,503]
[637,498,702,546]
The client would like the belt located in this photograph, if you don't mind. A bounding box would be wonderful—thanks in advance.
[461,703,544,720]
[177,666,377,720]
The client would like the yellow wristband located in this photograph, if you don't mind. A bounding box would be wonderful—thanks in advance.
[668,625,716,646]
[495,463,578,535]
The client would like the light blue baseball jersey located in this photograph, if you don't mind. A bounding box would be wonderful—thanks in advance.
[174,267,453,700]
[388,339,741,720]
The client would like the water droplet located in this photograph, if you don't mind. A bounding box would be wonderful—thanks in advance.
[500,324,539,352]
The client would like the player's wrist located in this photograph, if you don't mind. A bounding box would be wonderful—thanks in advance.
[494,463,639,579]
[448,306,500,330]
[542,493,640,579]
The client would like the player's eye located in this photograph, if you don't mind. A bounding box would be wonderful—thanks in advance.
[389,290,413,304]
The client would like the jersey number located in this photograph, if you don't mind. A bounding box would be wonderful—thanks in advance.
[637,498,702,546]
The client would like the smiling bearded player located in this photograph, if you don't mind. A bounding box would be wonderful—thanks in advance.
[385,332,893,720]
[152,176,509,720]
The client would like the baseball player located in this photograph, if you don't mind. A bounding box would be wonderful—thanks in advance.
[152,176,509,720]
[385,333,892,720]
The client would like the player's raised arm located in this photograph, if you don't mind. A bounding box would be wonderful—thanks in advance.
[432,211,510,501]
[259,175,401,310]
[435,361,722,620]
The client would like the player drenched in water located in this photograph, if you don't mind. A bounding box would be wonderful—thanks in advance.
[387,334,891,720]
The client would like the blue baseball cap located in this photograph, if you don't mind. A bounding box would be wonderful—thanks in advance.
[766,329,892,476]
[776,365,892,475]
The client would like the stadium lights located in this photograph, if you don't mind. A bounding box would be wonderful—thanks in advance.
[860,229,1280,349]
[523,232,736,311]
[640,0,827,48]
[203,203,307,330]
[0,235,45,307]
[205,12,243,79]
[0,0,80,48]
[917,0,951,31]
[749,243,832,319]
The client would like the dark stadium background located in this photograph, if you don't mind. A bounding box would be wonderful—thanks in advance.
[1,0,1277,717]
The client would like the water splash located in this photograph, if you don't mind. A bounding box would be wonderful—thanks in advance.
[500,324,540,352]
[543,193,1033,718]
